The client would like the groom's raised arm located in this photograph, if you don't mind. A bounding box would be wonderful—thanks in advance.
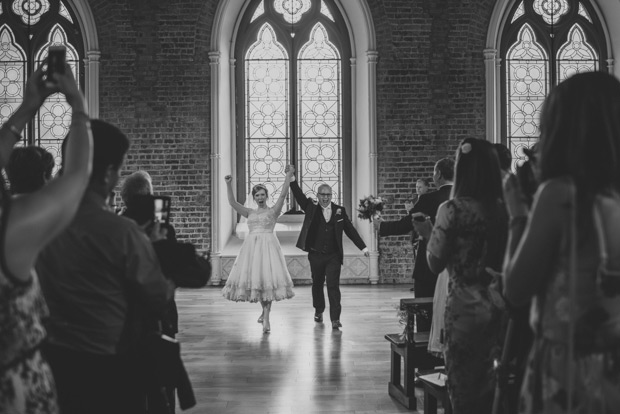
[288,169,311,210]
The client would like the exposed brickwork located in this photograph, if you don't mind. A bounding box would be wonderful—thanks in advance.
[87,0,216,252]
[369,0,496,282]
[86,0,496,281]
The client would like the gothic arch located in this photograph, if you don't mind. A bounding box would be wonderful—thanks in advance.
[485,0,617,143]
[209,0,378,284]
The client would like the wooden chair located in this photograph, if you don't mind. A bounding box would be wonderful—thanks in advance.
[385,297,443,410]
[419,371,452,414]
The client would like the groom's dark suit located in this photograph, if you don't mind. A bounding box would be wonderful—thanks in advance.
[290,180,367,322]
[379,184,452,331]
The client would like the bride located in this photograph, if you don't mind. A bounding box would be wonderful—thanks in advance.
[221,168,295,333]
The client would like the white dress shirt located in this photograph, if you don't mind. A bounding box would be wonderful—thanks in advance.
[322,205,332,222]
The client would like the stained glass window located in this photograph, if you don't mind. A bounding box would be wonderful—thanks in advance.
[251,0,264,23]
[501,0,605,170]
[0,0,84,176]
[578,3,592,22]
[236,0,350,209]
[511,1,525,23]
[320,0,334,22]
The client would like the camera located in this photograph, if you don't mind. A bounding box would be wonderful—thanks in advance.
[46,46,66,81]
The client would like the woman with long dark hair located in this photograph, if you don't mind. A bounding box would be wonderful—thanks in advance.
[414,137,508,414]
[503,71,620,413]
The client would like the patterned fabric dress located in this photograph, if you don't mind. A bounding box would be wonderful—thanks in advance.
[427,197,508,414]
[519,181,620,414]
[222,207,295,302]
[0,270,59,414]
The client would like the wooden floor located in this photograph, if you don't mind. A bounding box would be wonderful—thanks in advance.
[176,284,448,414]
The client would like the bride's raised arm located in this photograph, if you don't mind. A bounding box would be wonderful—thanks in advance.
[273,166,294,215]
[225,175,252,218]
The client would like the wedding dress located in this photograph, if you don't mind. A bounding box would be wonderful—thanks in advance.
[222,207,295,302]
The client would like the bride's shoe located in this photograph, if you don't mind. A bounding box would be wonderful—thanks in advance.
[263,318,271,333]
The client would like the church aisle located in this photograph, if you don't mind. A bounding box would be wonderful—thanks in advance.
[176,284,440,414]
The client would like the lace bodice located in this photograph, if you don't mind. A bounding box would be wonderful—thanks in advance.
[247,207,278,233]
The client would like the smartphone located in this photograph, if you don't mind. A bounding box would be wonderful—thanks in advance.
[153,195,171,226]
[46,46,66,80]
[127,194,171,226]
[412,214,428,222]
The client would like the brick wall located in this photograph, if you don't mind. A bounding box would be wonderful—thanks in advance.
[89,0,215,252]
[370,0,496,283]
[88,0,496,281]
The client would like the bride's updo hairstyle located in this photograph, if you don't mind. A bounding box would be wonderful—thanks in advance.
[252,184,269,198]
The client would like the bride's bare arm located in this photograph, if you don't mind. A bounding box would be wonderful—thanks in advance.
[225,175,251,218]
[273,166,294,214]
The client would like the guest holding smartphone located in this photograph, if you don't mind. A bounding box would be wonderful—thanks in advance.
[0,64,92,414]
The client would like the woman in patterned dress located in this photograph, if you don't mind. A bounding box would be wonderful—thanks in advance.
[221,168,295,333]
[0,64,92,413]
[503,72,620,414]
[413,137,508,414]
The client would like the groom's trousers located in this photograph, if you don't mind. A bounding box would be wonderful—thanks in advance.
[308,250,342,321]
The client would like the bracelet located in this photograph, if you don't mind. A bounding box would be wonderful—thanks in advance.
[3,123,22,141]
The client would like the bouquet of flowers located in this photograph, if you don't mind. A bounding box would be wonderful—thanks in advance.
[357,195,384,222]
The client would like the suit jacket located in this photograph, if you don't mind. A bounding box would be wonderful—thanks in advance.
[379,185,452,284]
[290,179,366,264]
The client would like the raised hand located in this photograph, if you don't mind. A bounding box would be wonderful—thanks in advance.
[285,164,295,175]
[224,175,232,183]
[52,63,85,110]
[22,65,61,111]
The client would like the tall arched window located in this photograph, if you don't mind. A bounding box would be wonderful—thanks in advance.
[0,0,85,172]
[235,0,350,208]
[500,0,607,169]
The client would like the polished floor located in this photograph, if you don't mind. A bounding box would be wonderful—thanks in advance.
[176,284,448,414]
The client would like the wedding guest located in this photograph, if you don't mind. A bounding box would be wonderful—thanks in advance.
[289,165,368,330]
[410,178,430,206]
[6,146,55,194]
[37,120,174,414]
[503,71,620,413]
[375,159,454,329]
[120,170,179,413]
[221,169,295,333]
[0,65,92,414]
[414,138,508,414]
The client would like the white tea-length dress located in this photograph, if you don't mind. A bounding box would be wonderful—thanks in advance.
[222,207,295,302]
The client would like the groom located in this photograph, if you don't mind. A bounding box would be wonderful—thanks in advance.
[286,165,369,330]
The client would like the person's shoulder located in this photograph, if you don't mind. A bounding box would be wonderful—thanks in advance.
[537,177,572,204]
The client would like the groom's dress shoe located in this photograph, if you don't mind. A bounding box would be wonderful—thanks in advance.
[332,320,342,329]
[314,313,323,323]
